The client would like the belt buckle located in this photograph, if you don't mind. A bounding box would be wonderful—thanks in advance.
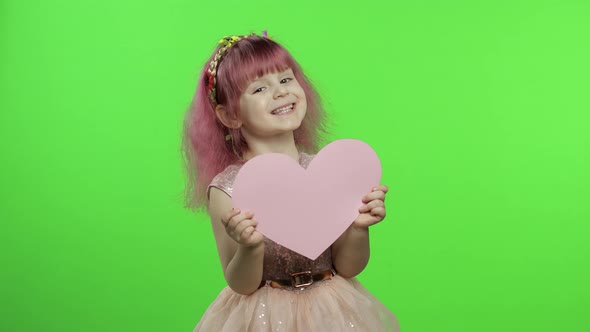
[291,271,313,288]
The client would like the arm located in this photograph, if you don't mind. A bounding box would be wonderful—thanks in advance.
[331,224,370,278]
[208,187,265,295]
[331,185,389,278]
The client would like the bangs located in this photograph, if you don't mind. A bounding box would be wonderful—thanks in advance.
[215,37,296,103]
[239,47,293,90]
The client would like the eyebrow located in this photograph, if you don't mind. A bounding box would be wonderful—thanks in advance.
[250,69,293,84]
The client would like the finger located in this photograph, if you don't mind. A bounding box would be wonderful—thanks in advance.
[354,213,379,228]
[240,225,256,243]
[362,190,386,203]
[367,200,384,211]
[360,198,382,213]
[359,204,368,213]
[379,186,389,202]
[373,185,389,193]
[221,208,241,226]
[370,207,386,220]
[232,218,257,239]
[226,211,254,233]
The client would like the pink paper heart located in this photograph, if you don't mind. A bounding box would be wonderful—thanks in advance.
[232,139,382,260]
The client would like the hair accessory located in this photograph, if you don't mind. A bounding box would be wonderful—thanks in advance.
[205,32,273,107]
[205,34,252,107]
[262,30,272,40]
[224,132,243,160]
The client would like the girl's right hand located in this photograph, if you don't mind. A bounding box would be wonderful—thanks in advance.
[221,209,264,247]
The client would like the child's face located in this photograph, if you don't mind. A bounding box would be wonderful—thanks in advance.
[237,68,307,139]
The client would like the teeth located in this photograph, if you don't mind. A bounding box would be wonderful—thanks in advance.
[272,104,294,115]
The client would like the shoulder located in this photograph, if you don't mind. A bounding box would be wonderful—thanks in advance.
[207,163,243,199]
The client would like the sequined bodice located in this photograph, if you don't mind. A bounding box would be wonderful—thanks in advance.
[208,153,334,280]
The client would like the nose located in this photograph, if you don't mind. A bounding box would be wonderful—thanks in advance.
[273,85,288,99]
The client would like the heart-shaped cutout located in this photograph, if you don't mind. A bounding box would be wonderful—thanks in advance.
[232,139,381,260]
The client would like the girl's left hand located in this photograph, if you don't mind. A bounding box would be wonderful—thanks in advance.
[353,184,388,229]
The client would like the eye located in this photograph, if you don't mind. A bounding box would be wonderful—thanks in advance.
[280,77,293,84]
[253,87,265,94]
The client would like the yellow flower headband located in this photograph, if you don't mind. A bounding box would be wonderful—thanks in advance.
[204,31,273,107]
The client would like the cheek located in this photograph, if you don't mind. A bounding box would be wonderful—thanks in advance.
[300,93,308,109]
[298,88,307,103]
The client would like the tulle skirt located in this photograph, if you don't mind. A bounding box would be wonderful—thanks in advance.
[194,275,400,331]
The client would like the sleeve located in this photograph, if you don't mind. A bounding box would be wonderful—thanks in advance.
[206,164,241,200]
[299,152,315,169]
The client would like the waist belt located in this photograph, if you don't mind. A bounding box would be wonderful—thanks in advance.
[258,269,337,289]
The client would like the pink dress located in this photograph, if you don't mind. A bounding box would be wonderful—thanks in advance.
[195,153,400,331]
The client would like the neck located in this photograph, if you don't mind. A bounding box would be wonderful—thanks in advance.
[242,132,300,162]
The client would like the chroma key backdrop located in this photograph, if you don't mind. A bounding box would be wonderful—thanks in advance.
[1,0,589,331]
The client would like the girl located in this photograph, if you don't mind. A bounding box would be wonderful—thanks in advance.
[182,33,400,331]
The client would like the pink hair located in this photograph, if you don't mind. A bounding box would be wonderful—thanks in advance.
[182,35,328,212]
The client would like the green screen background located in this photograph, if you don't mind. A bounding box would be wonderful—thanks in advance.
[1,0,589,331]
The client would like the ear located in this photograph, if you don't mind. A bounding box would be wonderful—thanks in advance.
[215,104,242,129]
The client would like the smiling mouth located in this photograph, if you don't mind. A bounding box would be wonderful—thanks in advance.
[271,103,295,115]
